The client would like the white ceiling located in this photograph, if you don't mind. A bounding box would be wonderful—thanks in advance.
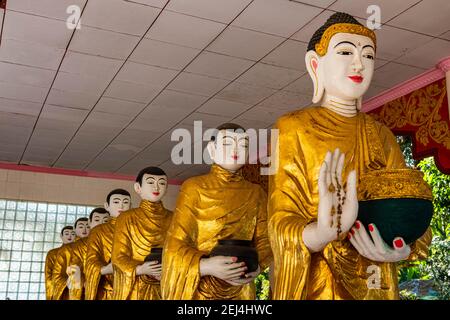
[0,0,449,180]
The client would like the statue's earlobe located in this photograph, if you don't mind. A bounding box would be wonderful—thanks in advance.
[356,97,362,111]
[305,50,324,104]
[207,141,215,164]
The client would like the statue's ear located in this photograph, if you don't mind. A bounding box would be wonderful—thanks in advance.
[104,202,109,211]
[133,182,141,195]
[356,97,362,111]
[305,50,324,104]
[207,141,215,164]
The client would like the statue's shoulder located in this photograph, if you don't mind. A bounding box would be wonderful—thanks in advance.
[180,173,207,190]
[274,105,318,127]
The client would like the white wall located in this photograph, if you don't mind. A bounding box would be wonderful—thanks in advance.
[0,169,180,211]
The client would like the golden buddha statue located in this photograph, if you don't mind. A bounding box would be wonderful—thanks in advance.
[161,123,272,300]
[52,209,109,300]
[267,12,431,300]
[85,189,131,300]
[44,226,75,300]
[111,167,172,300]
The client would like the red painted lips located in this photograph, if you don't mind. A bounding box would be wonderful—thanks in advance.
[348,75,363,83]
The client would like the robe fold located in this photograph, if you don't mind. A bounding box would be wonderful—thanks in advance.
[268,106,431,300]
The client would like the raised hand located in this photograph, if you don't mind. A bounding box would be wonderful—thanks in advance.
[136,261,162,280]
[199,256,247,282]
[303,148,358,252]
[66,265,82,289]
[349,221,411,262]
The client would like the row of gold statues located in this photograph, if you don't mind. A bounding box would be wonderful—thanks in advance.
[44,12,432,300]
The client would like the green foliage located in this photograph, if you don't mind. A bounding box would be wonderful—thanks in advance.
[255,268,270,300]
[396,136,450,300]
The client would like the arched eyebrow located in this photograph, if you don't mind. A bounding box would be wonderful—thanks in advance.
[334,41,356,48]
[145,176,156,181]
[362,44,375,51]
[157,177,167,182]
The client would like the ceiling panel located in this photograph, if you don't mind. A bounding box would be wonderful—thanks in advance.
[290,10,334,43]
[0,111,36,128]
[7,0,87,21]
[186,51,254,81]
[207,26,285,61]
[0,82,48,103]
[110,128,161,149]
[116,61,178,87]
[69,26,140,60]
[123,0,169,9]
[150,89,208,111]
[168,72,230,97]
[238,106,287,124]
[232,0,322,37]
[0,39,65,70]
[283,73,313,95]
[3,10,72,49]
[181,112,230,129]
[395,39,450,69]
[47,88,99,110]
[371,62,425,88]
[216,82,277,105]
[82,0,161,36]
[236,62,303,90]
[0,62,56,88]
[104,80,162,103]
[388,0,450,36]
[52,71,112,96]
[375,25,433,61]
[166,0,252,24]
[129,38,200,70]
[257,90,312,112]
[0,97,42,116]
[139,103,194,122]
[261,39,307,71]
[60,51,123,79]
[328,0,420,23]
[94,97,145,116]
[363,84,389,101]
[145,10,226,49]
[197,98,250,118]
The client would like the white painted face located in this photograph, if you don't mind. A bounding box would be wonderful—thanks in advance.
[89,211,110,229]
[208,130,249,172]
[134,174,168,202]
[105,194,131,218]
[320,33,375,100]
[75,220,90,238]
[60,228,75,244]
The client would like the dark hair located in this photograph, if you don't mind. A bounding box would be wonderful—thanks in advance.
[74,217,88,228]
[307,12,363,52]
[135,167,167,185]
[60,225,73,236]
[88,207,109,222]
[210,123,246,142]
[106,188,131,204]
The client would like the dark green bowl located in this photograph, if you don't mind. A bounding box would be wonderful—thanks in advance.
[358,198,433,246]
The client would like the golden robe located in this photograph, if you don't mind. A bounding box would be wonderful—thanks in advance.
[161,164,273,300]
[85,218,116,300]
[51,237,88,300]
[45,246,62,300]
[268,106,431,300]
[111,200,172,300]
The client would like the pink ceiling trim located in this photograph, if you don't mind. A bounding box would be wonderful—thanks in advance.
[0,162,183,185]
[362,56,450,113]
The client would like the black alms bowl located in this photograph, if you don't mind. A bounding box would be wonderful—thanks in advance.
[144,247,163,264]
[210,240,259,273]
[357,169,433,246]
